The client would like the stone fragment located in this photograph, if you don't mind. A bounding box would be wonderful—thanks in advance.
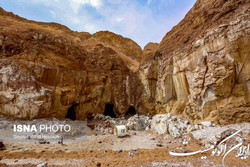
[126,114,151,131]
[151,114,191,138]
[200,121,212,127]
[187,125,195,133]
[37,162,47,167]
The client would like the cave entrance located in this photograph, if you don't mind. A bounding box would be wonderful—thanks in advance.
[104,103,116,118]
[125,106,136,116]
[65,103,78,120]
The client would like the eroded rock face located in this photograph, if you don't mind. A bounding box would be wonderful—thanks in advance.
[0,0,249,125]
[140,0,250,124]
[142,42,159,62]
[91,31,142,62]
[0,8,144,119]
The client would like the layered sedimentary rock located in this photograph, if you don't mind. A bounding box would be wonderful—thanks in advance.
[140,0,250,124]
[0,8,143,119]
[0,0,249,124]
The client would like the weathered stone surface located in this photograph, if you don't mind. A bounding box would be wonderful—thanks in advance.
[0,8,144,119]
[151,114,170,134]
[0,0,249,125]
[37,162,47,167]
[200,121,212,127]
[151,114,191,138]
[91,31,142,62]
[191,123,250,145]
[126,114,151,131]
[142,42,159,62]
[93,114,128,134]
[93,114,151,132]
[139,0,250,124]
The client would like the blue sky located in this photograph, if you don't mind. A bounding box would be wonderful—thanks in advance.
[0,0,196,48]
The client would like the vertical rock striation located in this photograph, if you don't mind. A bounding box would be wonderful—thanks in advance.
[0,0,249,124]
[140,0,250,124]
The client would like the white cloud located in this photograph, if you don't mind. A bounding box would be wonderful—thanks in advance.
[71,0,102,8]
[70,0,102,13]
[13,0,195,47]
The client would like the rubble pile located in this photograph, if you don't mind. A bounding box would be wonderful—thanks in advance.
[93,114,128,134]
[92,114,151,133]
[151,114,204,138]
[191,123,250,146]
[126,114,151,131]
[92,113,209,138]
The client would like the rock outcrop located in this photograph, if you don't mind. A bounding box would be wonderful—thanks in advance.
[0,0,249,125]
[0,8,144,119]
[140,0,250,124]
[142,42,159,62]
[91,31,142,62]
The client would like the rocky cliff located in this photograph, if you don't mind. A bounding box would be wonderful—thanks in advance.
[0,0,249,124]
[0,8,144,119]
[140,0,250,124]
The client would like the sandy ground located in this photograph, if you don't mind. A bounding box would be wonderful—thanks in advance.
[0,123,249,167]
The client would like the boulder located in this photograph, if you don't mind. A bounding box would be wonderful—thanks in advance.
[151,114,191,138]
[151,114,171,134]
[126,114,151,131]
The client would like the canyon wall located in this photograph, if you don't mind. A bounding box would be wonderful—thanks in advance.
[0,8,144,119]
[0,0,249,124]
[140,0,250,124]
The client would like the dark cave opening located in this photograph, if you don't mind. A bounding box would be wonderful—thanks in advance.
[65,103,78,120]
[125,106,136,116]
[104,103,116,118]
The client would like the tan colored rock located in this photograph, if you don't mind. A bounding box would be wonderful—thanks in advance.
[142,42,159,62]
[173,72,190,101]
[139,0,250,124]
[0,0,249,125]
[91,31,142,61]
[0,8,144,119]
